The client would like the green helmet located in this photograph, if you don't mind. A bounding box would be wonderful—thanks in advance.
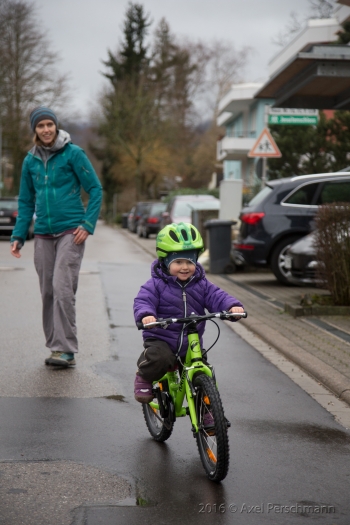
[156,222,204,259]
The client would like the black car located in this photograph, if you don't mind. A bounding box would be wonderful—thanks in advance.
[0,197,34,239]
[284,232,319,286]
[137,202,166,238]
[127,202,150,233]
[233,172,350,284]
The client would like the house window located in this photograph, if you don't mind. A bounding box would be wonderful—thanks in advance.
[224,160,241,180]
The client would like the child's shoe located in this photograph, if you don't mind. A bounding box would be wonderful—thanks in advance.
[134,374,154,403]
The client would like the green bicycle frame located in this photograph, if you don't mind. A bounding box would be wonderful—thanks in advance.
[148,328,213,432]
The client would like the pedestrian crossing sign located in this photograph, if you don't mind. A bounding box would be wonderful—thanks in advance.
[248,128,282,158]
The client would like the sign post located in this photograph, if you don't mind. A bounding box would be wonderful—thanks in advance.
[248,127,282,187]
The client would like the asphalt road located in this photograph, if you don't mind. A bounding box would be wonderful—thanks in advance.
[0,224,349,525]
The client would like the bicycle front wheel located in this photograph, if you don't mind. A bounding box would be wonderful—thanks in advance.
[142,403,174,442]
[194,374,229,482]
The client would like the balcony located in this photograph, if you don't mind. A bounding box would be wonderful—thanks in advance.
[217,132,257,161]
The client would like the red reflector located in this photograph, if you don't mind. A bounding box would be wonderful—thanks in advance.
[241,212,265,225]
[234,244,255,251]
[12,211,18,218]
[147,217,159,224]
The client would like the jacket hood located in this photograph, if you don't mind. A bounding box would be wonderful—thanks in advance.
[151,259,205,284]
[30,129,71,155]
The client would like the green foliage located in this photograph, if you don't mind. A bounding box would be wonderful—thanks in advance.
[268,112,331,178]
[335,20,350,45]
[315,204,350,305]
[268,111,350,179]
[102,3,151,84]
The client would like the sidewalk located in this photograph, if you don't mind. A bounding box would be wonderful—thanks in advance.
[121,227,350,412]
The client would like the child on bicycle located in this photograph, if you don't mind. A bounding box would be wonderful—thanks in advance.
[133,222,244,403]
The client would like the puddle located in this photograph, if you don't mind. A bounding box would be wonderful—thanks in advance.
[104,395,125,402]
[235,419,350,445]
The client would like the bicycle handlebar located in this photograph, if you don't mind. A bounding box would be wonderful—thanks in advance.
[136,311,247,330]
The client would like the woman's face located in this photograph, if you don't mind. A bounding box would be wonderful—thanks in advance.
[35,119,57,146]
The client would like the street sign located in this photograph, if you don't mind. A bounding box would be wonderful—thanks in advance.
[248,128,282,158]
[268,108,319,126]
[268,114,318,125]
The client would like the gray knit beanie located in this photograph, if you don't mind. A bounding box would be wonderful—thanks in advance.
[30,106,58,132]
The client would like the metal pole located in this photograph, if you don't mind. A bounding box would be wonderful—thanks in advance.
[261,104,272,189]
[112,193,117,223]
[261,157,267,188]
[0,120,2,198]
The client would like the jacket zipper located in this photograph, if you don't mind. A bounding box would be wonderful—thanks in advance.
[45,160,53,233]
[30,152,55,234]
[176,278,193,356]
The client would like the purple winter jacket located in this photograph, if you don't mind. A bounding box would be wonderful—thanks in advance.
[133,260,243,356]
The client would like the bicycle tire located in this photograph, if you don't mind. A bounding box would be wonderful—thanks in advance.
[142,403,174,442]
[194,374,229,482]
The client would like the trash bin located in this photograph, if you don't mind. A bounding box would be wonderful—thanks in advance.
[204,219,236,274]
[122,213,129,229]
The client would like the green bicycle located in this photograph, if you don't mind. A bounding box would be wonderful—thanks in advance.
[137,310,247,482]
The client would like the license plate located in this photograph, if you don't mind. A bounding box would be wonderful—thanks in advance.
[284,255,292,269]
[0,218,10,223]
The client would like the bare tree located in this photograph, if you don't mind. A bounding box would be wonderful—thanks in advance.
[272,0,336,48]
[0,0,70,193]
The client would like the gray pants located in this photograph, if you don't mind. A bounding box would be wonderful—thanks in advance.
[34,234,85,354]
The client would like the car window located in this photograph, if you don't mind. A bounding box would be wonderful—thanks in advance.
[0,200,17,210]
[248,186,272,206]
[316,181,350,204]
[284,183,319,205]
[173,200,219,217]
[150,203,166,214]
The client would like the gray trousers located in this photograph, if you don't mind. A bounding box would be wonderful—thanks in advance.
[34,234,85,354]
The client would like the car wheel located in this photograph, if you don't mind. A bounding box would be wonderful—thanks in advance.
[270,235,302,285]
[144,228,149,239]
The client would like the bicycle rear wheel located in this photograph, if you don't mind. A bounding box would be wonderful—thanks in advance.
[194,374,229,482]
[142,403,174,442]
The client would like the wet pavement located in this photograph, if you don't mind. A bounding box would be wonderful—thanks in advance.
[1,224,350,524]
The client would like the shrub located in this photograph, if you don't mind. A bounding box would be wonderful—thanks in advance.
[314,203,350,305]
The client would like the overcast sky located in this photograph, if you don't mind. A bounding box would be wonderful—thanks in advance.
[34,0,311,121]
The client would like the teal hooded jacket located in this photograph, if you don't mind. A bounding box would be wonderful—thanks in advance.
[11,136,102,244]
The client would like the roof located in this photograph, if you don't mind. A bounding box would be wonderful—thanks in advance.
[255,45,350,109]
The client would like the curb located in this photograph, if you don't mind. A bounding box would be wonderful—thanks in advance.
[242,315,350,406]
[285,303,350,317]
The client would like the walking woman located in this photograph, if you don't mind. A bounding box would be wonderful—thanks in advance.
[10,107,102,367]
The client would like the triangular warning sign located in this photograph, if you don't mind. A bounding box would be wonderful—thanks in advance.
[248,128,282,158]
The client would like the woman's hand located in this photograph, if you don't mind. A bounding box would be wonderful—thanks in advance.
[73,227,89,244]
[142,316,157,327]
[10,241,21,258]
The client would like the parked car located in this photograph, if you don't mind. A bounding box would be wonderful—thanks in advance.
[160,194,220,228]
[127,202,150,233]
[0,197,34,239]
[284,232,319,286]
[232,172,350,284]
[137,202,167,238]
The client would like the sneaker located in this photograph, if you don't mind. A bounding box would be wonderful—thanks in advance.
[203,411,215,429]
[134,374,153,403]
[45,351,76,367]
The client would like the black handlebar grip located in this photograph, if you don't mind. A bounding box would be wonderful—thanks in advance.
[136,322,144,330]
[242,312,248,318]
